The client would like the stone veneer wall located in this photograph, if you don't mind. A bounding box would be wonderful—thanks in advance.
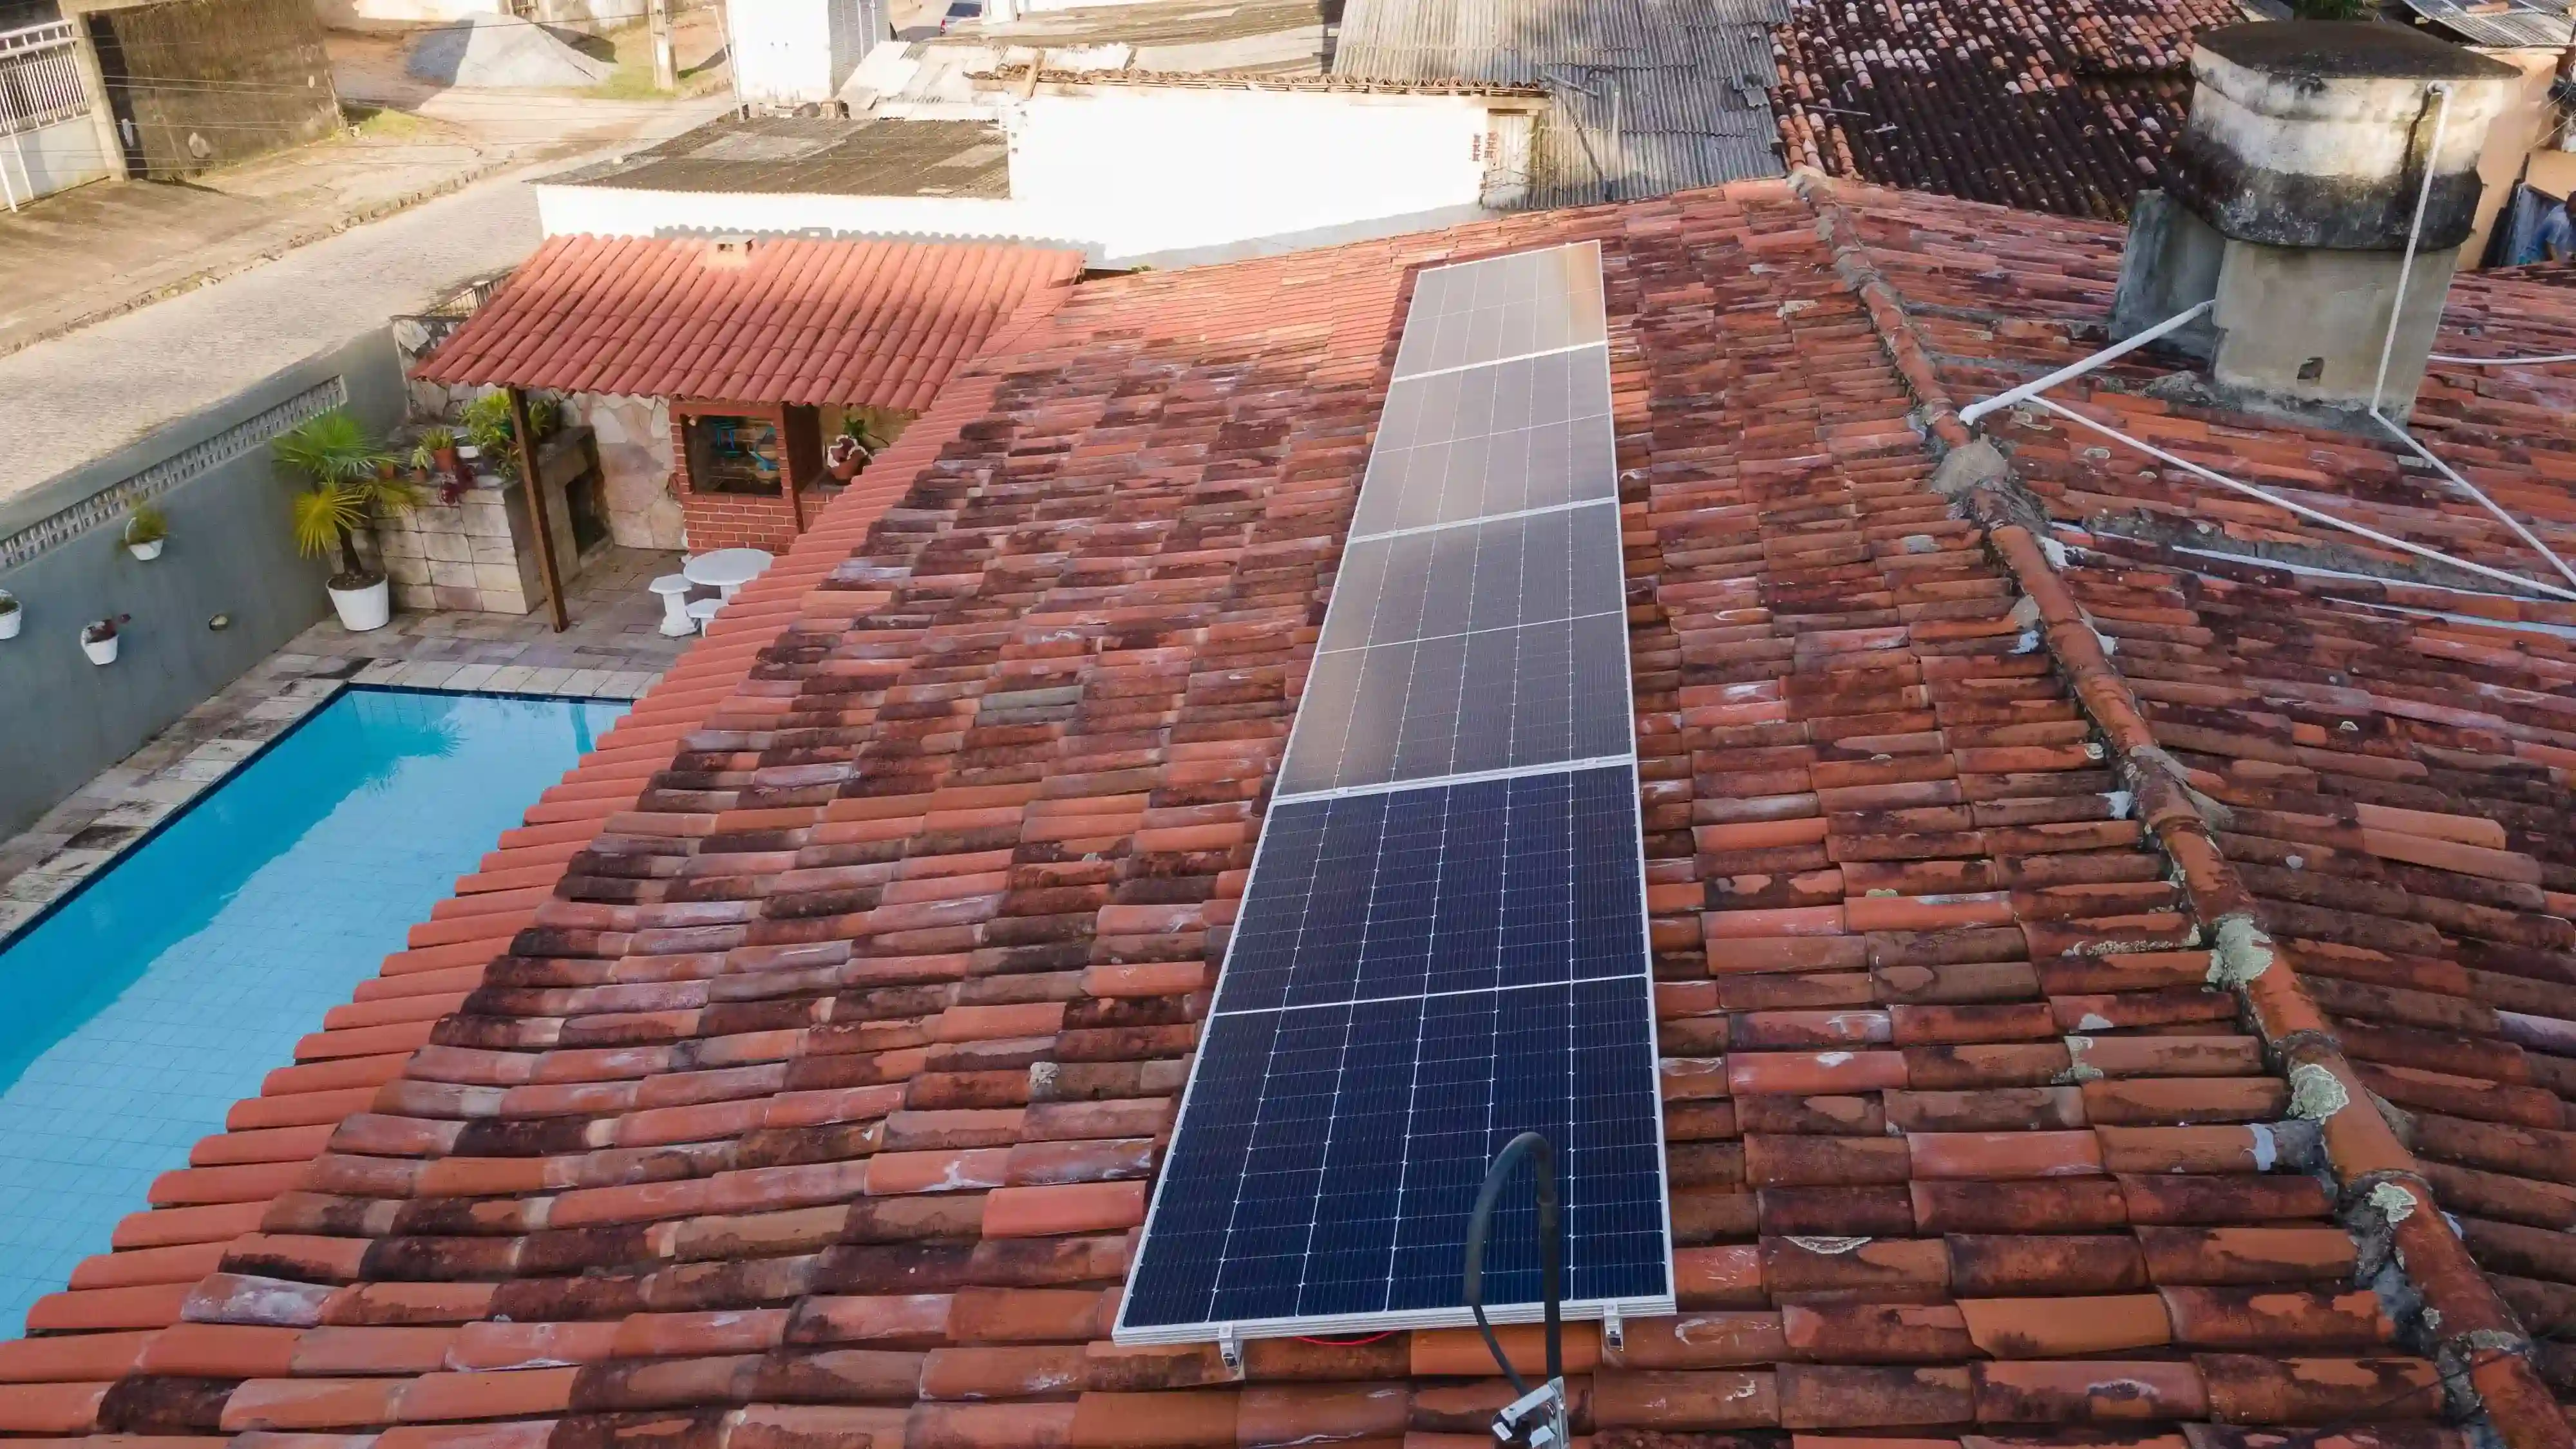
[579,396,685,551]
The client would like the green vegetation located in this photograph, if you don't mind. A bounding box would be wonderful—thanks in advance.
[274,410,415,587]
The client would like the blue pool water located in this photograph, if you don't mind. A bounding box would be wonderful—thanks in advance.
[0,687,623,1332]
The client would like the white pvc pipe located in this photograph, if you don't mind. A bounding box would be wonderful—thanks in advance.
[1958,299,2215,428]
[2427,350,2576,365]
[2026,393,2576,603]
[2370,412,2576,591]
[2371,84,2451,417]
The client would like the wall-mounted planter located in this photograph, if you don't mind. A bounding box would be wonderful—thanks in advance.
[124,506,168,562]
[80,614,128,665]
[0,591,18,640]
[126,538,165,561]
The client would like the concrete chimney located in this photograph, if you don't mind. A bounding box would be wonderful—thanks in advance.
[2112,23,2518,423]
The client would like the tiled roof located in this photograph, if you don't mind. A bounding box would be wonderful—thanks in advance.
[1769,0,2242,220]
[411,236,1083,409]
[7,176,2576,1449]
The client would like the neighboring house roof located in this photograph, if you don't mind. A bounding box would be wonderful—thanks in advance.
[848,0,1339,111]
[1331,0,1785,205]
[2407,0,2573,48]
[7,177,2576,1449]
[411,234,1083,408]
[1770,0,2241,219]
[546,117,1012,202]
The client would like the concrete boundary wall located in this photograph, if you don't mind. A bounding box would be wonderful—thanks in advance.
[0,330,408,837]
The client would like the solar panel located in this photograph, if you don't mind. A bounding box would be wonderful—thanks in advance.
[1274,609,1633,799]
[1391,242,1609,379]
[1117,242,1670,1345]
[1119,769,1668,1338]
[1349,349,1616,540]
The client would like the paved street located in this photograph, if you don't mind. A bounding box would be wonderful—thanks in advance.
[0,94,727,503]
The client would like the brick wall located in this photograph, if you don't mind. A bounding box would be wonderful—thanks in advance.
[670,412,800,553]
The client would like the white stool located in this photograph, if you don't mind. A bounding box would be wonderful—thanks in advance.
[649,574,696,638]
[686,596,724,634]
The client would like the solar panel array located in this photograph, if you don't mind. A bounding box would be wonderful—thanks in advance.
[1118,242,1675,1345]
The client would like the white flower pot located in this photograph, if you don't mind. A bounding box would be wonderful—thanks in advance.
[126,538,164,560]
[328,576,392,632]
[81,632,118,665]
[0,609,18,640]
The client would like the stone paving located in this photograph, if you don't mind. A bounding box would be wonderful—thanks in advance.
[0,545,689,940]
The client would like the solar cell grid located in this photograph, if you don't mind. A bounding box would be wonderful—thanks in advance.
[1116,241,1668,1345]
[1213,768,1647,1014]
[1392,242,1609,379]
[1318,504,1624,656]
[1275,611,1632,799]
[1350,348,1616,540]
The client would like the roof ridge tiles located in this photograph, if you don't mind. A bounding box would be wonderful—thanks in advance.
[1794,169,2575,1449]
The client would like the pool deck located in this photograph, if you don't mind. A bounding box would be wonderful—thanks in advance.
[0,545,691,941]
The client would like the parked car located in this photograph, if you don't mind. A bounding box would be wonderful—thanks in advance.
[940,0,982,31]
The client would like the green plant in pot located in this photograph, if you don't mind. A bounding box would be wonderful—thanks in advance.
[0,589,19,641]
[462,392,520,480]
[274,410,415,633]
[413,426,468,505]
[123,504,168,561]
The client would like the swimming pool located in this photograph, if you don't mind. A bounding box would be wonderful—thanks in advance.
[0,687,625,1332]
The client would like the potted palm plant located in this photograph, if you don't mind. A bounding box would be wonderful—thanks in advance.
[462,392,518,480]
[123,504,168,560]
[274,411,416,632]
[0,591,19,640]
[80,614,128,665]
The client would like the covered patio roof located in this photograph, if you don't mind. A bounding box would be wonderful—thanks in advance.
[412,233,1085,410]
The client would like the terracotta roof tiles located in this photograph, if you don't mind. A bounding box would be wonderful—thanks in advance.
[6,176,2576,1449]
[410,236,1084,410]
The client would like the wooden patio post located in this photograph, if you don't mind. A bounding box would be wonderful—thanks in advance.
[507,386,569,633]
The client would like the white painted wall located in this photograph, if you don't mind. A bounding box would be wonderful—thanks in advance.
[1007,89,1502,261]
[537,88,1519,266]
[728,0,884,107]
[314,0,503,27]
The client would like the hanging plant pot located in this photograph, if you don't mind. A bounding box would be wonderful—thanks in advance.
[0,596,19,641]
[328,575,392,632]
[80,614,127,665]
[126,538,164,561]
[123,504,168,561]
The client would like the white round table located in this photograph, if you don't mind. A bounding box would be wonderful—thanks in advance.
[683,547,775,600]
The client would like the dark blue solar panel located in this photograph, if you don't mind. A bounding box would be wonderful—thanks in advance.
[1122,977,1664,1328]
[1214,766,1647,1014]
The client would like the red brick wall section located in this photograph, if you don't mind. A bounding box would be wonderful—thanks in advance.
[671,412,801,553]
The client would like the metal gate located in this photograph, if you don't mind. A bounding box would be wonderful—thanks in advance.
[0,19,98,209]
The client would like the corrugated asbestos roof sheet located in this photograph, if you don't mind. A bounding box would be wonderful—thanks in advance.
[1330,0,1786,205]
[2408,0,2573,48]
[1770,0,2242,220]
[547,117,1011,201]
[411,234,1084,408]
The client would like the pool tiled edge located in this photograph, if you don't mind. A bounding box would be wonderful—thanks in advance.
[0,547,690,940]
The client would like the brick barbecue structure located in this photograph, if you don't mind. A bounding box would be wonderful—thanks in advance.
[6,175,2576,1449]
[1770,0,2244,220]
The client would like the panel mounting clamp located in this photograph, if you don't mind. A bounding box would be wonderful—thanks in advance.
[1216,1325,1242,1375]
[1602,1309,1623,1354]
